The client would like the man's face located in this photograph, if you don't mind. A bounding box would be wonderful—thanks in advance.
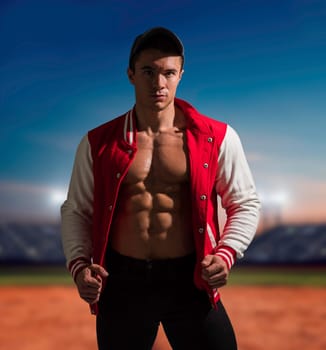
[128,49,184,112]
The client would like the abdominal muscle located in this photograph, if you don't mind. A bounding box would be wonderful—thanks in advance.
[109,129,195,259]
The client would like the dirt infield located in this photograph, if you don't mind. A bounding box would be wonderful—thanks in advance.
[1,285,325,350]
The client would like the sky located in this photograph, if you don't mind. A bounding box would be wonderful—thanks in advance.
[0,0,325,227]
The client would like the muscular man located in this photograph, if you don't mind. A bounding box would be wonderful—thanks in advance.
[61,27,260,350]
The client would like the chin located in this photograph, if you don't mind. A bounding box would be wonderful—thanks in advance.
[152,99,173,111]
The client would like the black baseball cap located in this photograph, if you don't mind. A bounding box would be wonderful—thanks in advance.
[129,27,184,70]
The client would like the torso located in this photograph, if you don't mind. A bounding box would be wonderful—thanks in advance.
[110,124,194,259]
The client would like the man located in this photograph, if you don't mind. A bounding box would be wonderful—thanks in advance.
[61,27,260,350]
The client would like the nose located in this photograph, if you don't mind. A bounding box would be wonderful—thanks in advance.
[152,73,165,89]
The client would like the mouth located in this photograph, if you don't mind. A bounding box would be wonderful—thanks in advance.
[150,93,167,100]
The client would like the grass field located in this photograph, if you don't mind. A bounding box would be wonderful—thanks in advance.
[0,265,72,285]
[229,266,326,286]
[1,264,325,286]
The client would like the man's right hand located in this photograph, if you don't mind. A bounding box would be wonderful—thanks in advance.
[75,264,109,304]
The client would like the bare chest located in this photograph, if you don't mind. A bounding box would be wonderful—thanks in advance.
[124,130,188,185]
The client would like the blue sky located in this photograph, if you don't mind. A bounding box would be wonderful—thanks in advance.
[0,0,325,225]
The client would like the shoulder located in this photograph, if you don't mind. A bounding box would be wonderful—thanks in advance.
[176,98,227,129]
[176,99,228,146]
[84,113,127,160]
[88,112,128,147]
[200,113,227,131]
[223,125,243,147]
[88,113,126,137]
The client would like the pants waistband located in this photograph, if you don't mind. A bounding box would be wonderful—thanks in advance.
[106,247,196,282]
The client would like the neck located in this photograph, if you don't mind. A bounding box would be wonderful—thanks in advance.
[135,101,177,132]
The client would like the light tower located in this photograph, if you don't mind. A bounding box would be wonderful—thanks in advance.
[260,190,288,231]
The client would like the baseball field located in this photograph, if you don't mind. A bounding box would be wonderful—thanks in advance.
[1,266,325,350]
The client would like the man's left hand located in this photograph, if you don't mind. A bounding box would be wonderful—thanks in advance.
[201,254,229,289]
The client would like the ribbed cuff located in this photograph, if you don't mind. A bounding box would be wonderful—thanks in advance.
[68,257,91,281]
[214,246,236,270]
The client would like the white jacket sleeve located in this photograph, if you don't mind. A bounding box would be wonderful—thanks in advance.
[216,125,261,259]
[61,134,94,278]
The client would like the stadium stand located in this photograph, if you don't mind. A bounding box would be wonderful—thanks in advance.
[239,224,326,265]
[0,222,65,265]
[0,222,325,266]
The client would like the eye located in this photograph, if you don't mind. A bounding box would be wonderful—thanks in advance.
[165,70,177,78]
[142,69,154,77]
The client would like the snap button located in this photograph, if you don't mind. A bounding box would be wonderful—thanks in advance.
[198,228,204,234]
[203,163,208,168]
[116,173,121,179]
[200,195,207,200]
[207,137,213,143]
[108,205,113,211]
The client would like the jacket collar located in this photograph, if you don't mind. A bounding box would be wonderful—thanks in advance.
[175,98,212,134]
[123,98,212,146]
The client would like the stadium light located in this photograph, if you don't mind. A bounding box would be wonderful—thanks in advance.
[259,189,290,229]
[259,190,289,206]
[50,189,66,205]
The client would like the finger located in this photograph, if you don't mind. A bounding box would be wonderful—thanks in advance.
[80,289,100,299]
[83,293,101,304]
[79,287,101,300]
[202,266,228,284]
[205,263,224,276]
[89,264,109,278]
[210,267,228,279]
[201,255,214,268]
[86,288,101,304]
[209,271,227,282]
[208,279,227,288]
[84,268,106,285]
[89,294,101,304]
[80,276,102,290]
[202,265,224,280]
[208,271,228,286]
[86,281,102,289]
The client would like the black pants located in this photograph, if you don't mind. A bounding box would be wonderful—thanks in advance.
[97,249,237,350]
